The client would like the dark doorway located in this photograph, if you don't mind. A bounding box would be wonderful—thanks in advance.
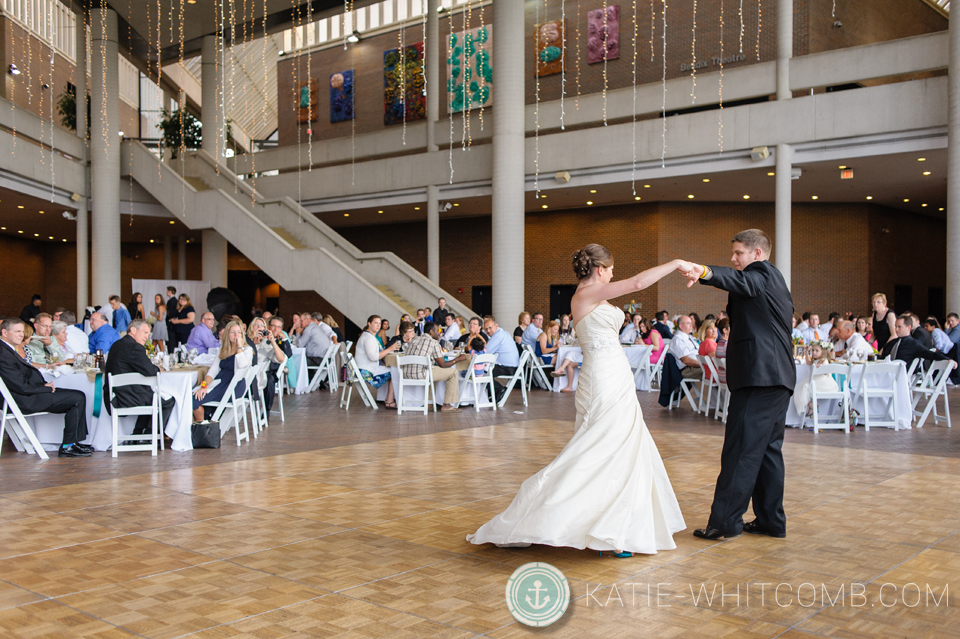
[928,287,944,323]
[550,285,578,321]
[472,286,492,318]
[344,317,362,346]
[227,270,275,323]
[894,285,913,315]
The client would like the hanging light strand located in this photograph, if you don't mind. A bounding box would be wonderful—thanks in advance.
[738,0,743,53]
[448,5,455,183]
[575,0,582,110]
[461,0,469,151]
[718,0,724,152]
[230,0,239,190]
[399,14,407,145]
[99,4,107,154]
[650,0,655,61]
[560,0,566,129]
[49,1,56,201]
[660,0,667,167]
[690,0,696,102]
[756,0,761,60]
[307,0,313,171]
[602,0,608,125]
[631,0,637,195]
[534,0,541,197]
[478,2,485,131]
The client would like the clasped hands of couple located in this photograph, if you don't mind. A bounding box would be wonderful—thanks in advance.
[674,260,711,287]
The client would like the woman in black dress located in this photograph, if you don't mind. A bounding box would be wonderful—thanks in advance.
[128,292,145,320]
[170,294,197,347]
[871,292,897,348]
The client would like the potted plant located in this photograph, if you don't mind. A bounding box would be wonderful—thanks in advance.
[157,107,202,159]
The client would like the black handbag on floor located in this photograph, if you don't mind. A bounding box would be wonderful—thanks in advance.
[191,421,221,449]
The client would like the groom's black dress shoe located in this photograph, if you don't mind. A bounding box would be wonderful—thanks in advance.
[743,520,786,538]
[58,444,92,457]
[693,526,740,540]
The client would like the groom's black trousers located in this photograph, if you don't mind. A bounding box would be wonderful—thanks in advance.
[708,385,792,536]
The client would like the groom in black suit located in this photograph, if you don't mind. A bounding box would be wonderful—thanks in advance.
[680,229,796,539]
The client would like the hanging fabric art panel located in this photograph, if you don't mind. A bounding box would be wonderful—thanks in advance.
[587,4,619,63]
[296,78,318,124]
[535,19,565,76]
[330,70,354,123]
[384,42,426,125]
[446,24,493,114]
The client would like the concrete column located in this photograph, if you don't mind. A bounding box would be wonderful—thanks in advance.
[90,7,121,304]
[948,12,960,312]
[491,0,525,324]
[775,143,792,289]
[202,230,229,289]
[178,235,188,279]
[425,0,439,151]
[163,235,173,279]
[777,0,792,100]
[201,35,223,159]
[75,10,89,313]
[427,185,440,283]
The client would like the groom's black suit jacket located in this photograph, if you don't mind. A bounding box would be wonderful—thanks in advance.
[699,260,796,393]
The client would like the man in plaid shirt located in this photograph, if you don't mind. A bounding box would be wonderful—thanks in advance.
[402,322,467,412]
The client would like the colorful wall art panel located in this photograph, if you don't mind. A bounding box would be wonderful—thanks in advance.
[296,78,318,124]
[384,42,426,125]
[446,25,493,114]
[329,70,354,123]
[535,19,565,76]
[587,4,619,63]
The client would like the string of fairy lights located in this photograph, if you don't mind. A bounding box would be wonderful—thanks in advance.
[690,0,696,103]
[719,0,725,152]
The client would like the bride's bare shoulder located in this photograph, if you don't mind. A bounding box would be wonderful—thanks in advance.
[571,286,608,326]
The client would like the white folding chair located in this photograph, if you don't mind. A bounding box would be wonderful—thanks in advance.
[668,377,700,411]
[107,372,163,457]
[459,353,498,411]
[200,370,249,446]
[696,355,720,414]
[522,345,554,391]
[396,355,436,415]
[344,340,354,354]
[852,362,901,431]
[306,343,340,392]
[240,363,266,438]
[339,353,378,410]
[810,363,851,434]
[497,350,532,408]
[271,358,288,421]
[650,339,670,389]
[709,356,731,422]
[629,345,653,391]
[0,377,50,459]
[911,359,953,429]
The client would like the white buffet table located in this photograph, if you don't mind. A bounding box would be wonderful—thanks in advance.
[551,345,652,392]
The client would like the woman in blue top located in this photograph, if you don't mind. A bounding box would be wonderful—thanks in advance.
[535,320,561,365]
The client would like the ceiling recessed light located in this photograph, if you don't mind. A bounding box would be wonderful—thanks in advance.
[187,0,196,3]
[811,196,818,200]
[344,213,350,217]
[918,157,926,161]
[589,189,597,193]
[38,210,43,214]
[702,178,710,183]
[18,230,23,233]
[186,239,190,243]
[743,195,750,199]
[586,201,593,205]
[687,194,695,199]
[48,236,53,239]
[414,206,420,210]
[540,194,547,198]
[903,198,910,203]
[838,165,847,170]
[453,203,459,206]
[644,184,651,188]
[0,227,4,230]
[33,233,38,237]
[377,210,383,213]
[149,239,155,243]
[62,239,67,242]
[541,204,548,209]
[634,196,641,200]
[169,220,175,224]
[17,205,24,209]
[940,207,945,211]
[923,171,931,176]
[922,203,928,207]
[866,196,873,200]
[767,172,775,176]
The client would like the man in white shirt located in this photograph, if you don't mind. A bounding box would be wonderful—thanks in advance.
[671,315,702,379]
[442,314,461,343]
[521,313,543,347]
[802,314,827,344]
[59,312,90,355]
[620,313,642,344]
[797,312,810,332]
[834,320,871,359]
[821,312,840,336]
[300,312,337,365]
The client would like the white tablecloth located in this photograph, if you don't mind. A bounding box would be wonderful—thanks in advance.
[288,347,309,394]
[551,345,652,392]
[786,361,912,430]
[22,370,197,451]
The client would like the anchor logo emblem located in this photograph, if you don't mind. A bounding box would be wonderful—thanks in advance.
[505,562,570,627]
[525,580,551,609]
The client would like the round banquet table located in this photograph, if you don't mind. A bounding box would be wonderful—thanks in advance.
[551,345,652,392]
[288,347,310,394]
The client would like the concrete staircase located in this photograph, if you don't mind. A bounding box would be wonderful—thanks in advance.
[122,141,474,327]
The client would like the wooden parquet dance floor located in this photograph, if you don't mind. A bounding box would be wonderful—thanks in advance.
[0,390,958,638]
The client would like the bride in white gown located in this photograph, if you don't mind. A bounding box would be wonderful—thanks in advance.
[468,244,686,555]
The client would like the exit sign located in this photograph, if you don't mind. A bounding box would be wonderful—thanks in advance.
[840,169,854,179]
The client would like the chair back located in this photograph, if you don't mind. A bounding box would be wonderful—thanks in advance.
[810,363,850,392]
[921,359,953,392]
[709,356,727,384]
[700,356,720,382]
[208,369,245,422]
[107,372,160,413]
[397,355,431,382]
[466,353,498,382]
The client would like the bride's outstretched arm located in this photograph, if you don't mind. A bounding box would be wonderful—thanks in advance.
[578,260,683,305]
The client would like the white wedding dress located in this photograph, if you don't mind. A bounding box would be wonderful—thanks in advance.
[467,304,686,554]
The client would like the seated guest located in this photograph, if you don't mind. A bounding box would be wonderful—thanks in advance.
[19,294,42,325]
[52,308,65,321]
[672,315,703,380]
[456,317,488,348]
[945,312,960,346]
[796,311,810,331]
[456,316,466,334]
[323,315,345,343]
[484,316,521,400]
[698,320,718,380]
[25,313,63,369]
[689,313,703,333]
[288,312,305,346]
[908,313,934,350]
[423,307,434,323]
[641,319,665,364]
[791,314,804,342]
[88,312,120,353]
[108,295,131,333]
[881,315,954,369]
[149,294,168,353]
[402,322,466,412]
[442,314,461,344]
[521,313,543,348]
[18,324,34,362]
[192,320,253,421]
[802,313,827,344]
[856,316,878,350]
[834,320,872,359]
[414,309,428,336]
[103,320,176,439]
[464,336,489,379]
[262,317,293,413]
[653,310,674,339]
[0,318,90,457]
[714,318,730,384]
[356,315,398,408]
[514,311,531,345]
[170,294,196,347]
[50,321,78,364]
[386,321,416,352]
[559,314,575,338]
[186,313,220,354]
[536,320,561,365]
[396,314,412,336]
[620,313,643,344]
[376,319,391,348]
[300,312,338,366]
[924,317,954,354]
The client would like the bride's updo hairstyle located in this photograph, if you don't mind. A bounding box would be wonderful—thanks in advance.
[572,244,614,280]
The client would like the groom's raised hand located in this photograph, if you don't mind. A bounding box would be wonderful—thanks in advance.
[676,260,704,288]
